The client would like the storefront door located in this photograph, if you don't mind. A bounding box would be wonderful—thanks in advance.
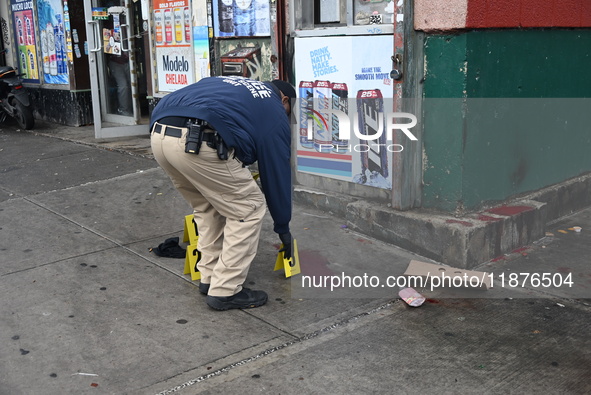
[84,0,150,138]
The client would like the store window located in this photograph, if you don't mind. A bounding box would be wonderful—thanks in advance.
[293,0,395,31]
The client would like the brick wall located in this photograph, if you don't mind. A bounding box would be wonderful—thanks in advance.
[416,0,591,31]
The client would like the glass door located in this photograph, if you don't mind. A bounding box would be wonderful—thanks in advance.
[84,0,150,138]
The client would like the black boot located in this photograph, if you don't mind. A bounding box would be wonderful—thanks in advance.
[206,288,268,310]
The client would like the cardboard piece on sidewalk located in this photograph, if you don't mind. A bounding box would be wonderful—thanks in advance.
[274,239,301,278]
[403,260,492,290]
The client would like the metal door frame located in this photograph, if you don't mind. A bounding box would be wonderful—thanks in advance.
[84,0,149,139]
[391,0,423,210]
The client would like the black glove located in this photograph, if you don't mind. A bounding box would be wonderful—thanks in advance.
[279,232,292,260]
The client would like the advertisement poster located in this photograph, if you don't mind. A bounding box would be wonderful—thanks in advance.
[153,0,195,92]
[36,0,69,84]
[212,0,270,38]
[193,25,210,80]
[63,0,73,62]
[103,12,122,55]
[10,0,39,81]
[294,36,395,190]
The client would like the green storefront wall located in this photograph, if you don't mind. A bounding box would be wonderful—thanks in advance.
[421,29,591,213]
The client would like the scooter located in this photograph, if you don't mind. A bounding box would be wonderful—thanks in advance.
[0,58,34,130]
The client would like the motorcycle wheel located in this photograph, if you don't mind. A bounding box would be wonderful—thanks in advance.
[14,100,35,130]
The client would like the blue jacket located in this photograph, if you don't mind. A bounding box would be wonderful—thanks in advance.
[150,76,291,234]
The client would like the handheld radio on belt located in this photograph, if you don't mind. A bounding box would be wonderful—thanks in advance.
[184,119,230,160]
[185,120,205,155]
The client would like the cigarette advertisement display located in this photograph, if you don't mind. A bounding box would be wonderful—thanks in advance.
[10,0,39,82]
[294,35,395,190]
[212,0,270,38]
[153,0,195,92]
[36,0,69,84]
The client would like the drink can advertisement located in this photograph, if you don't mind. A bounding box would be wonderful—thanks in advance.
[331,82,349,154]
[47,23,57,76]
[154,9,163,44]
[28,50,35,70]
[54,25,62,73]
[174,7,183,43]
[164,9,173,43]
[356,89,388,180]
[184,7,191,42]
[25,17,33,45]
[20,52,27,72]
[313,80,332,153]
[298,81,314,149]
[17,17,24,45]
[41,29,50,74]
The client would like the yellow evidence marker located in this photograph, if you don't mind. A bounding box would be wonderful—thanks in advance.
[183,214,199,244]
[182,214,201,281]
[274,239,301,278]
[184,244,202,281]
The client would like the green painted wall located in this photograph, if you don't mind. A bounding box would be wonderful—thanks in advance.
[422,30,591,213]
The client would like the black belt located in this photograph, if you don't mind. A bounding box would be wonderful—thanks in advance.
[153,123,216,143]
[158,116,211,128]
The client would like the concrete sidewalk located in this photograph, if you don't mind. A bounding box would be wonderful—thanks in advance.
[1,121,590,394]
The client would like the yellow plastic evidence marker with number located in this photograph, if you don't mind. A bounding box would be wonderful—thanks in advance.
[274,239,301,278]
[182,214,201,280]
[183,214,199,244]
[184,244,202,281]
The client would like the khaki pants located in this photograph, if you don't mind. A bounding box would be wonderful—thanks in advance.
[151,123,266,297]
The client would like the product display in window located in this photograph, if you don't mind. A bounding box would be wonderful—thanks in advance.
[354,0,394,25]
